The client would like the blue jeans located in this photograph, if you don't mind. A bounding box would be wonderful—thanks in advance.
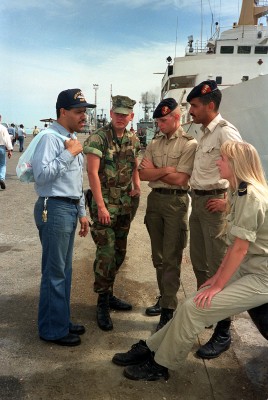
[18,136,24,152]
[34,197,78,340]
[0,146,6,180]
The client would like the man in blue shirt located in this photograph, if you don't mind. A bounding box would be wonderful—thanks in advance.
[32,88,94,346]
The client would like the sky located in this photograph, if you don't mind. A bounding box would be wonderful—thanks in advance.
[0,0,244,130]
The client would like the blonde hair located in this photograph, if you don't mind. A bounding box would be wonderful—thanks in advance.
[221,140,268,196]
[170,105,181,118]
[219,141,268,236]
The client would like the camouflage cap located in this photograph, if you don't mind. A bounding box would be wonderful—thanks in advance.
[112,95,136,115]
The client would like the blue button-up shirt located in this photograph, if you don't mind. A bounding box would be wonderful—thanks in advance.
[31,122,86,217]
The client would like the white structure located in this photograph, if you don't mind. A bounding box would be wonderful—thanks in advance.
[161,0,268,174]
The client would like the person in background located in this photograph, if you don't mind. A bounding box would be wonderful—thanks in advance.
[8,123,16,146]
[187,80,242,359]
[83,95,140,332]
[31,88,91,346]
[32,126,40,137]
[140,98,197,331]
[0,116,13,189]
[112,141,268,382]
[17,124,26,152]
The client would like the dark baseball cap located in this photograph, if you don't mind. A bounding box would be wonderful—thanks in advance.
[186,80,219,102]
[56,88,96,109]
[153,98,178,118]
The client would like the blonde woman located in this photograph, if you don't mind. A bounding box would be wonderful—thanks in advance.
[112,140,268,381]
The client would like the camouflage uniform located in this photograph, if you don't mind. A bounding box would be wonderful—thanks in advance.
[83,123,140,294]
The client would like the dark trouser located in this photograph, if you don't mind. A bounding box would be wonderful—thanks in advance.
[189,192,227,288]
[145,191,189,310]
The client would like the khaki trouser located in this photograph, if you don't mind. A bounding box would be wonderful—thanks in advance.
[147,256,268,370]
[145,191,189,310]
[189,192,227,288]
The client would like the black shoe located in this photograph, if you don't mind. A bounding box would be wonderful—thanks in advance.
[145,296,161,316]
[97,293,113,331]
[40,333,81,347]
[196,319,231,359]
[109,294,132,311]
[123,355,169,381]
[0,180,6,190]
[69,324,86,335]
[156,308,174,331]
[112,340,151,366]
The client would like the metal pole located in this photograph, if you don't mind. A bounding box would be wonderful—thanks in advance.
[93,84,99,130]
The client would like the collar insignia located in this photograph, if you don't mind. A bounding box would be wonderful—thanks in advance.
[238,181,247,196]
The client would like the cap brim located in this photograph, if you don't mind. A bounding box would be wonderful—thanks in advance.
[71,102,96,108]
[112,107,132,115]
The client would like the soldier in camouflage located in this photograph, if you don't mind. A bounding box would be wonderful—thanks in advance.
[83,95,140,331]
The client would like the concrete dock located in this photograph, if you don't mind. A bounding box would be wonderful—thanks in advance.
[0,135,267,400]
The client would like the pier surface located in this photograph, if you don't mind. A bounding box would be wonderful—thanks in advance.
[1,135,267,400]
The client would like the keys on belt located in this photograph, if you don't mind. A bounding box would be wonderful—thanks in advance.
[42,197,48,222]
[41,196,80,223]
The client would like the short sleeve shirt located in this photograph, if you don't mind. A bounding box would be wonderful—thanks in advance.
[226,184,268,255]
[139,126,197,190]
[190,114,242,190]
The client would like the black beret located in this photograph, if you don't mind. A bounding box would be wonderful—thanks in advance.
[186,80,218,102]
[153,98,178,118]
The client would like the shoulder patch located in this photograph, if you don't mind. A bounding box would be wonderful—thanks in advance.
[238,181,247,196]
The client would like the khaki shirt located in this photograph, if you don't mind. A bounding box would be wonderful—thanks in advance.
[190,113,242,190]
[226,184,268,256]
[139,126,197,190]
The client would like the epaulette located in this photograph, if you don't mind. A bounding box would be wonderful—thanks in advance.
[218,119,228,127]
[182,134,195,141]
[238,181,247,196]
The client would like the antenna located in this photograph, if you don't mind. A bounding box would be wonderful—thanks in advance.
[201,0,203,50]
[175,16,178,57]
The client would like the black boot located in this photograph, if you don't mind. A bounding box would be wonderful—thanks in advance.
[97,293,113,331]
[196,319,231,359]
[123,354,169,381]
[145,296,161,316]
[156,308,174,331]
[109,293,132,311]
[112,340,151,366]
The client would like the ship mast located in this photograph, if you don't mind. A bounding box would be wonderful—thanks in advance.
[238,0,268,25]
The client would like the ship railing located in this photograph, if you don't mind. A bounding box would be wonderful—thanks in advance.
[185,44,212,55]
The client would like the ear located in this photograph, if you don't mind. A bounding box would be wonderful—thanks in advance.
[60,108,67,117]
[130,112,134,121]
[208,101,215,112]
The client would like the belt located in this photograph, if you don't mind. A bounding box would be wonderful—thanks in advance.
[193,189,227,196]
[50,196,80,205]
[152,188,188,195]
